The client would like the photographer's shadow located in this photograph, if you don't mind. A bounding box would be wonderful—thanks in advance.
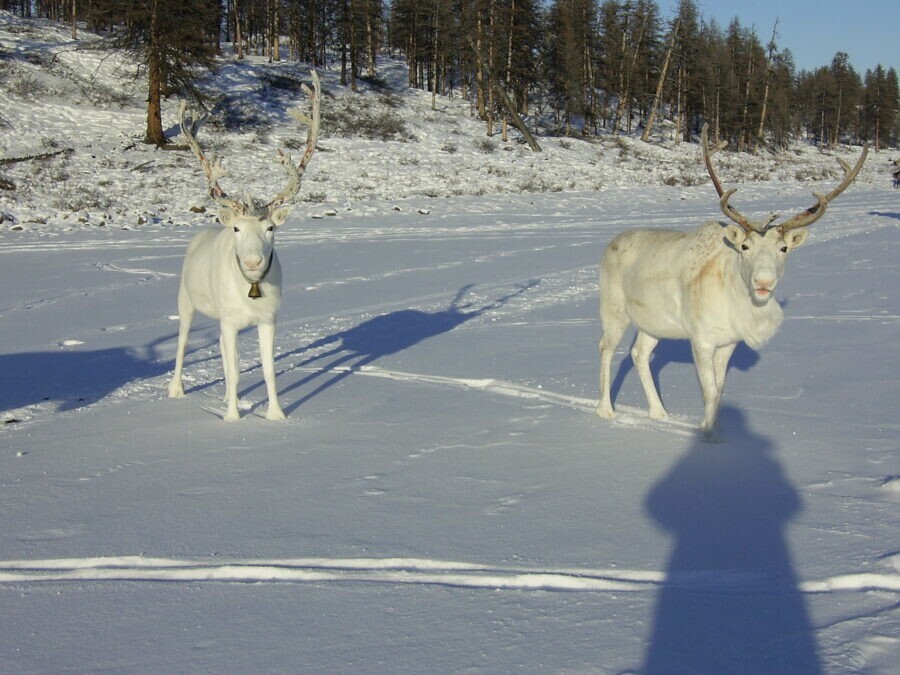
[275,282,537,414]
[643,406,821,673]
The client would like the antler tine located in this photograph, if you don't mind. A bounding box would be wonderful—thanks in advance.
[265,70,322,212]
[779,143,869,233]
[700,123,755,233]
[179,101,245,213]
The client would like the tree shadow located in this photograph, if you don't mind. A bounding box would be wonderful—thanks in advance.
[273,282,538,415]
[642,406,821,673]
[610,339,761,406]
[0,334,173,417]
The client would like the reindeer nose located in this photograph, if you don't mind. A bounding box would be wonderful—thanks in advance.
[754,273,775,288]
[243,255,263,270]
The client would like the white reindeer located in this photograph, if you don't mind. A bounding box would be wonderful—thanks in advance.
[597,124,866,437]
[167,71,321,421]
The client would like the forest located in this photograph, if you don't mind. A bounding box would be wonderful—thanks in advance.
[3,0,898,150]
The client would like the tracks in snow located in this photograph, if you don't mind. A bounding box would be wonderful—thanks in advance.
[2,555,898,596]
[287,363,698,438]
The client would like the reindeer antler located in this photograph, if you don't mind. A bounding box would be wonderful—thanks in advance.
[179,101,248,214]
[702,122,868,235]
[180,70,322,217]
[264,70,322,212]
[778,143,868,233]
[700,123,763,233]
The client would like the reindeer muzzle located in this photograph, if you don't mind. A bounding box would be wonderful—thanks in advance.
[237,251,275,299]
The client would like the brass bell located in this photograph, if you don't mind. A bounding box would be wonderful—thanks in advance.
[248,282,262,299]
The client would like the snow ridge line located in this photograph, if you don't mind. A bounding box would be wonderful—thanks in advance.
[1,557,898,595]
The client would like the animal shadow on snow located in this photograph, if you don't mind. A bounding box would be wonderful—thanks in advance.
[868,211,900,221]
[0,335,173,417]
[609,338,760,408]
[642,406,821,674]
[270,283,537,415]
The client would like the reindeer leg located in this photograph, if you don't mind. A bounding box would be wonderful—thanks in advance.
[633,331,667,419]
[692,341,721,439]
[258,321,285,421]
[713,343,737,402]
[220,321,241,421]
[597,316,628,419]
[168,285,193,398]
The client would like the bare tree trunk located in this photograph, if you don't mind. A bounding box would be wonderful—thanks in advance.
[407,28,416,87]
[144,2,165,147]
[272,0,280,61]
[503,0,515,140]
[820,101,826,146]
[340,0,348,85]
[739,50,753,151]
[234,0,244,59]
[475,15,485,120]
[674,65,683,143]
[71,0,77,39]
[349,0,358,92]
[466,36,541,151]
[833,87,842,148]
[366,0,376,78]
[585,30,595,134]
[642,17,679,142]
[486,0,496,136]
[754,20,778,152]
[715,76,721,144]
[432,0,439,110]
[613,11,648,135]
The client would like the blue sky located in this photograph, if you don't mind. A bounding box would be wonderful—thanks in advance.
[671,0,897,75]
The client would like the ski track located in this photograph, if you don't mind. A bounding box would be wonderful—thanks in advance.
[1,555,898,597]
[92,262,177,279]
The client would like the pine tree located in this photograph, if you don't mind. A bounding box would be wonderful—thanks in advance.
[94,0,219,147]
[864,65,899,149]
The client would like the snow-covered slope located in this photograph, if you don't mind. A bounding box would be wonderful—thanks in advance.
[1,13,898,674]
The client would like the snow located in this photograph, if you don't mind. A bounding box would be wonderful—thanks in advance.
[1,12,899,674]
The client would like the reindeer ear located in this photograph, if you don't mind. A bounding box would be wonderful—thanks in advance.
[723,223,748,248]
[218,207,238,227]
[270,205,291,227]
[784,226,809,250]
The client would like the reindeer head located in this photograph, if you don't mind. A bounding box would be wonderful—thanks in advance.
[701,123,867,304]
[721,224,808,304]
[218,204,290,294]
[179,71,321,297]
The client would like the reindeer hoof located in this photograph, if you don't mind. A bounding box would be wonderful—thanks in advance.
[701,426,725,443]
[266,407,286,422]
[167,383,185,398]
[596,404,615,419]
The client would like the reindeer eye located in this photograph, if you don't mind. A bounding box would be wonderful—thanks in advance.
[267,225,275,232]
[780,245,788,253]
[233,226,240,233]
[741,244,749,251]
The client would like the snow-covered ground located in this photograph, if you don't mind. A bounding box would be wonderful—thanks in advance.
[2,12,899,673]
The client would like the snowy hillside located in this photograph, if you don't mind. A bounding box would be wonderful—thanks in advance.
[2,13,899,674]
[1,10,892,235]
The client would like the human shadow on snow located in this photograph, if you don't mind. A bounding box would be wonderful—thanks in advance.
[271,282,538,416]
[0,335,174,417]
[642,406,821,674]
